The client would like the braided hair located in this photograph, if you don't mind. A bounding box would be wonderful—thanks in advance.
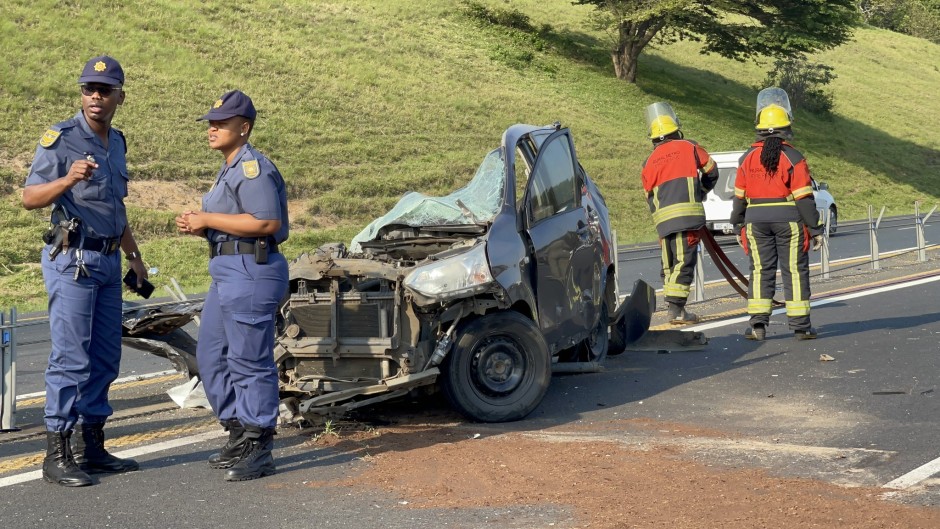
[760,136,783,176]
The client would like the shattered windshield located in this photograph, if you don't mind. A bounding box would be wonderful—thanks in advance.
[350,149,506,251]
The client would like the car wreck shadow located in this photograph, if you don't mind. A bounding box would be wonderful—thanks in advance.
[510,334,786,431]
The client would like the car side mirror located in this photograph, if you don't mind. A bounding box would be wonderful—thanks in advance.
[817,182,829,191]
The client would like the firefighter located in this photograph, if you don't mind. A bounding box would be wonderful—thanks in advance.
[641,102,720,324]
[730,87,823,341]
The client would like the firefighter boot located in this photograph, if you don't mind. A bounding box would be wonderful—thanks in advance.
[794,328,818,340]
[73,423,140,474]
[43,431,93,487]
[745,324,766,341]
[223,426,276,482]
[667,302,699,324]
[208,419,246,469]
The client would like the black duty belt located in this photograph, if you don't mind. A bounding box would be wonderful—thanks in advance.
[210,240,279,258]
[78,236,121,254]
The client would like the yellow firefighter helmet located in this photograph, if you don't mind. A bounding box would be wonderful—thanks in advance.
[755,87,793,131]
[756,104,792,130]
[645,102,681,140]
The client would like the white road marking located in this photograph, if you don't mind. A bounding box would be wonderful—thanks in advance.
[883,456,940,490]
[685,274,940,333]
[16,369,177,401]
[685,273,940,490]
[0,429,225,488]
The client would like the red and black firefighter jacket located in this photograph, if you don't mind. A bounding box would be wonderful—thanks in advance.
[729,140,821,232]
[641,139,719,238]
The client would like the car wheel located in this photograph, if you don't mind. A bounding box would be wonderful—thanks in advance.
[828,206,838,234]
[441,312,551,423]
[579,297,609,363]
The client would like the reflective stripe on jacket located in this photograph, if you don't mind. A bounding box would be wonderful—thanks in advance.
[641,139,716,238]
[733,142,815,224]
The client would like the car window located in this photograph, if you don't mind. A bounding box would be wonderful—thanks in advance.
[713,167,736,200]
[515,146,532,208]
[526,135,577,224]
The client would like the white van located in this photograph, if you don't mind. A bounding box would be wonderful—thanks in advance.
[703,150,838,234]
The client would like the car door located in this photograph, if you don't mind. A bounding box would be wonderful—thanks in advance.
[811,177,832,211]
[523,131,594,352]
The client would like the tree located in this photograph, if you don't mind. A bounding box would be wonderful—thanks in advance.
[859,0,940,42]
[574,0,859,83]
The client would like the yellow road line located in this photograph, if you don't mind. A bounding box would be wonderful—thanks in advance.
[16,373,184,407]
[0,419,217,474]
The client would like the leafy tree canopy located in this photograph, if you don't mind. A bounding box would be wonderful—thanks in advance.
[575,0,859,82]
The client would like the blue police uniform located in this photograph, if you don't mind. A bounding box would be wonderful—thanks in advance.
[26,93,128,435]
[196,143,289,429]
[29,55,140,487]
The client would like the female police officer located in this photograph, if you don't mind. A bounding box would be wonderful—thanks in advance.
[176,90,289,481]
[730,87,822,341]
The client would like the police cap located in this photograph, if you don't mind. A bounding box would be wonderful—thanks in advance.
[197,90,257,121]
[77,55,124,86]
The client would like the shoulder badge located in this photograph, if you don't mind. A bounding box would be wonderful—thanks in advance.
[39,129,61,148]
[242,160,260,179]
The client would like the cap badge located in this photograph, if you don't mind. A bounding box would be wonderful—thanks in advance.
[39,129,61,148]
[213,99,224,109]
[242,160,260,179]
[94,61,107,72]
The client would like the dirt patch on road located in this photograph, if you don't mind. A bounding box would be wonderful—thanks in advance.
[308,418,940,528]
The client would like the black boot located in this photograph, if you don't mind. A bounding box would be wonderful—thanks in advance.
[43,431,93,487]
[73,423,139,474]
[223,426,276,482]
[667,302,699,324]
[208,419,246,469]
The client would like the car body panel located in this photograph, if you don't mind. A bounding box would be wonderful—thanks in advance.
[128,124,634,423]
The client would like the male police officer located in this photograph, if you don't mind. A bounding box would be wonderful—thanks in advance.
[23,56,147,486]
[641,102,719,323]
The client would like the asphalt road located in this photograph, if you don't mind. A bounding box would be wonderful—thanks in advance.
[2,259,940,526]
[615,216,940,294]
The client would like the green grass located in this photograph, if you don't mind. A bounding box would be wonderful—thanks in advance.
[1,0,939,308]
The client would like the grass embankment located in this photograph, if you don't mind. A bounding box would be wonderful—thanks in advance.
[1,0,938,310]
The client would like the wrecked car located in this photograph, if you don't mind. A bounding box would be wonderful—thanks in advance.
[126,123,663,424]
[275,123,628,423]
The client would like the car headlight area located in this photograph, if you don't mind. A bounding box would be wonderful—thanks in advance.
[404,243,495,304]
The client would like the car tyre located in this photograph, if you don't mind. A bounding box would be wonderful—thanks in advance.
[441,312,551,423]
[578,297,609,363]
[828,206,838,234]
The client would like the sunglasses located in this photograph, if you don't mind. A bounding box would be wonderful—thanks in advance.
[80,84,121,97]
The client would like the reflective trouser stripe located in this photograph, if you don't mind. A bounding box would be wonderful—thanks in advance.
[786,300,811,317]
[748,298,773,314]
[661,231,696,303]
[746,224,770,315]
[745,222,812,329]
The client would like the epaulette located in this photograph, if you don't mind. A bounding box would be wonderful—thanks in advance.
[241,159,260,179]
[115,128,128,155]
[37,120,75,149]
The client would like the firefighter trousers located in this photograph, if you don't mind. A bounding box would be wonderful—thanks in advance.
[744,222,812,331]
[661,230,700,306]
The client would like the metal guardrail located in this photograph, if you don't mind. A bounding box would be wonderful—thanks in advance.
[0,282,203,433]
[617,204,939,303]
[1,308,19,432]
